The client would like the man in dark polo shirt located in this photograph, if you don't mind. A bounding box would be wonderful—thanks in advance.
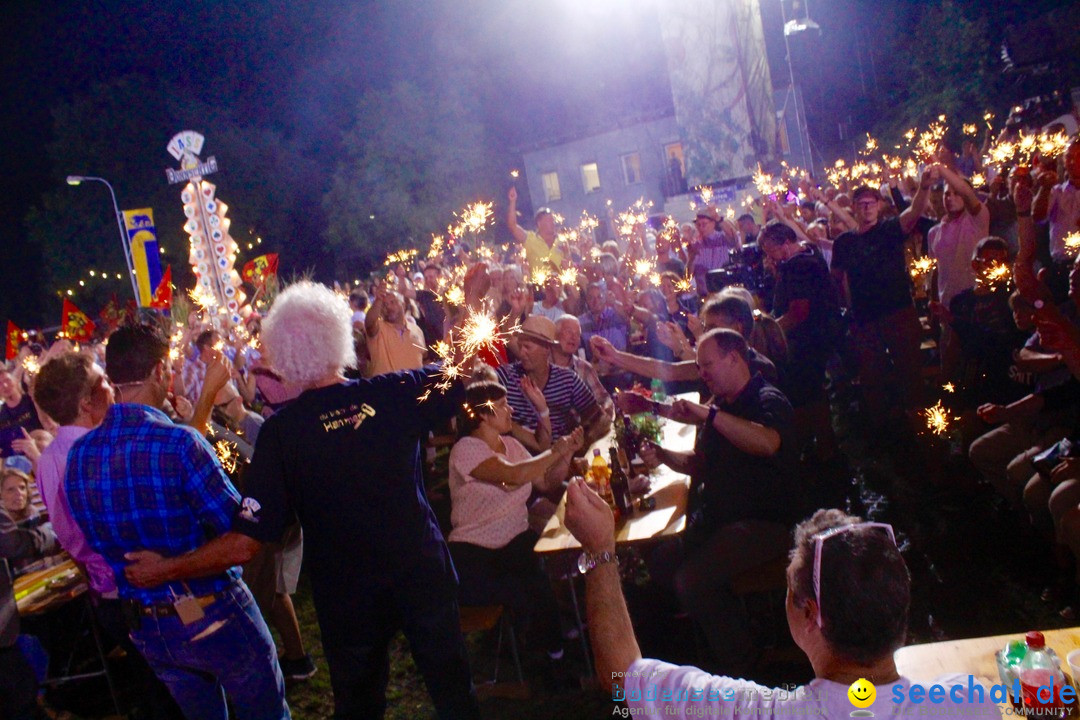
[830,172,934,426]
[122,281,481,719]
[759,221,842,460]
[638,328,803,675]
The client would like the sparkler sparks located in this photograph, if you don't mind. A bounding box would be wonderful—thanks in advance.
[909,256,937,280]
[189,286,216,313]
[923,401,954,436]
[456,201,494,235]
[509,170,520,179]
[21,356,39,375]
[963,124,978,136]
[559,267,579,285]
[1064,232,1080,258]
[943,383,955,393]
[384,248,419,267]
[633,259,655,277]
[214,440,238,474]
[975,260,1012,292]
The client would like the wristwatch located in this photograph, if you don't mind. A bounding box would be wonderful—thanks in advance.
[577,550,617,575]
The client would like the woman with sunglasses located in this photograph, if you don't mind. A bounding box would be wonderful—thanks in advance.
[564,497,1001,718]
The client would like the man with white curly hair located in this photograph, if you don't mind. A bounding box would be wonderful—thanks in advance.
[124,280,482,719]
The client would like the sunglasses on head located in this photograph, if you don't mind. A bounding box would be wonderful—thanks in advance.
[811,522,896,628]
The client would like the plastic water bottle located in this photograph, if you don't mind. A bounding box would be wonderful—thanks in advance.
[1019,631,1067,717]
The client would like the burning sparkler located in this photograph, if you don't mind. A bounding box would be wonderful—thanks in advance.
[909,256,937,280]
[21,356,39,375]
[923,401,954,436]
[215,440,238,474]
[384,248,419,267]
[1064,232,1080,258]
[975,260,1012,292]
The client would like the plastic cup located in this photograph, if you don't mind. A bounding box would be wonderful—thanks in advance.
[1067,649,1080,685]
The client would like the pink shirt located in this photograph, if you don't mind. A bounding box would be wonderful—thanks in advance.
[448,435,532,548]
[928,204,990,307]
[36,425,118,597]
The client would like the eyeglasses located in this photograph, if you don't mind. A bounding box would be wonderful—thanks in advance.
[812,522,896,628]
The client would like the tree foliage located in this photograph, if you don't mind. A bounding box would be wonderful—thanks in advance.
[322,77,501,267]
[874,0,1003,141]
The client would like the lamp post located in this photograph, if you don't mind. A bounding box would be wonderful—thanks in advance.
[66,175,141,306]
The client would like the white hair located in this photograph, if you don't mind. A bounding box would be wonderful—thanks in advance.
[262,281,356,388]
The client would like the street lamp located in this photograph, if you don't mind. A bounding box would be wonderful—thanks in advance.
[66,175,140,305]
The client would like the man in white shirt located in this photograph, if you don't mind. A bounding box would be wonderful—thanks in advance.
[928,164,990,378]
[563,491,1001,719]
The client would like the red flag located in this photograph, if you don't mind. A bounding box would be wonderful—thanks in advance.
[62,298,96,342]
[150,265,173,310]
[5,321,21,360]
[241,253,279,288]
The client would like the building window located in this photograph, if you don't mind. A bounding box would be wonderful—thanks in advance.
[542,171,561,202]
[664,142,687,195]
[581,162,601,194]
[621,153,642,185]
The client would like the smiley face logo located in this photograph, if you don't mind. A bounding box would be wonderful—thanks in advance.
[848,678,876,708]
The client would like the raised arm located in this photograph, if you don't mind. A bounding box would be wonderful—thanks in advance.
[938,164,984,216]
[590,334,697,382]
[507,186,528,245]
[899,166,937,235]
[564,478,642,690]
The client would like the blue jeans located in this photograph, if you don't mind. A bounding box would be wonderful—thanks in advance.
[128,581,289,720]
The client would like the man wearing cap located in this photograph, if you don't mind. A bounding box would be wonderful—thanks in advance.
[690,206,741,297]
[508,186,565,272]
[497,315,610,457]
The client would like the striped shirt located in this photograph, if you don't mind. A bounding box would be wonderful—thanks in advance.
[65,403,242,604]
[496,362,599,439]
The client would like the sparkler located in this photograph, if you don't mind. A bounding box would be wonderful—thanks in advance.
[214,440,238,474]
[384,248,419,267]
[21,356,39,375]
[189,286,216,314]
[510,170,520,179]
[970,173,986,188]
[633,259,655,277]
[943,383,955,393]
[975,260,1012,292]
[909,256,936,280]
[923,400,954,436]
[559,267,579,286]
[423,308,513,402]
[1063,232,1080,258]
[696,185,714,206]
[456,201,494,235]
[963,124,978,136]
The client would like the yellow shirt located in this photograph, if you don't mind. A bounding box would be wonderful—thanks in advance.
[366,317,426,377]
[524,231,564,271]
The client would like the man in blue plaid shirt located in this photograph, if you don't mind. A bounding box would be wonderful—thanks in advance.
[65,324,289,720]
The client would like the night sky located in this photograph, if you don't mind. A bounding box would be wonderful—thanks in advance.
[0,0,1065,326]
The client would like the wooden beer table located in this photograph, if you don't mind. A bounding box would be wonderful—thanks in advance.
[533,405,697,554]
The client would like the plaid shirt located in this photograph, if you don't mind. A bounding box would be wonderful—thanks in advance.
[65,403,242,604]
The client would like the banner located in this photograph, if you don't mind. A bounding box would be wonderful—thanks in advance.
[657,0,778,184]
[122,208,163,307]
[5,321,21,361]
[241,254,279,288]
[150,265,173,311]
[61,299,96,342]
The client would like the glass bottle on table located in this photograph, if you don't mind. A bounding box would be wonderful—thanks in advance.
[609,447,633,519]
[589,448,613,505]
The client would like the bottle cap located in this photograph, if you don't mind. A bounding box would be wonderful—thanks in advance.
[1025,630,1046,648]
[593,448,600,456]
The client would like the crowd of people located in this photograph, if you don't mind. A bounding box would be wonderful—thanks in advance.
[0,112,1078,719]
